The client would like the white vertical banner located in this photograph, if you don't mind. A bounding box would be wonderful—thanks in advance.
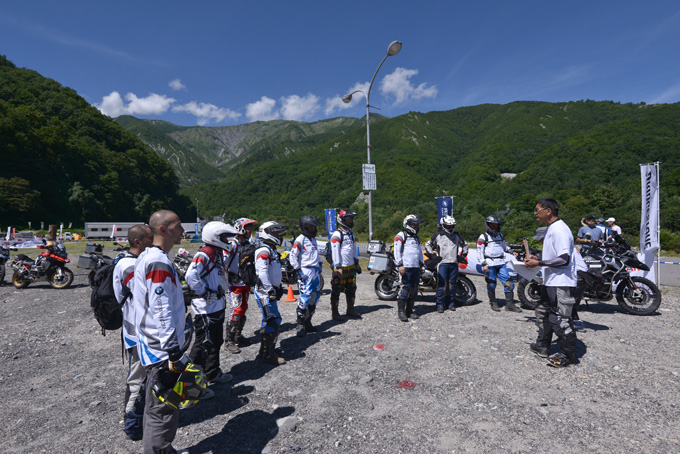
[640,164,660,252]
[111,224,117,239]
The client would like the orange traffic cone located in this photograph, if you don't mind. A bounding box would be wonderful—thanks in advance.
[285,285,297,303]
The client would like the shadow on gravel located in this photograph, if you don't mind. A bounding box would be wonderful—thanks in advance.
[179,384,253,428]
[186,406,295,454]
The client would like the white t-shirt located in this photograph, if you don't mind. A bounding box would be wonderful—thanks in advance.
[611,225,622,236]
[541,219,577,287]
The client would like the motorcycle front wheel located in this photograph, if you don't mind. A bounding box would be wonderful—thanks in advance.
[615,276,661,315]
[518,279,542,310]
[13,272,30,289]
[50,267,74,289]
[375,274,400,300]
[0,264,5,285]
[454,275,477,306]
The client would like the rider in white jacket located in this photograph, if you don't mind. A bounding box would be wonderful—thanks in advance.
[289,215,323,337]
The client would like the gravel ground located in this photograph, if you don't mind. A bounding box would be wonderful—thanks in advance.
[1,252,679,454]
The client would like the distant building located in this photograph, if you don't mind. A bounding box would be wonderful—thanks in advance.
[85,221,203,239]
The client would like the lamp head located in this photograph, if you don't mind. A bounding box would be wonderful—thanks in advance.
[387,40,402,56]
[342,93,353,104]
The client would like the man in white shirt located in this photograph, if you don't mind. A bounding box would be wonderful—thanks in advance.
[524,198,579,368]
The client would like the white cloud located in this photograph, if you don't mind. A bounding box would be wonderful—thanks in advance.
[279,93,320,121]
[169,79,186,91]
[95,91,175,117]
[325,82,370,115]
[172,102,241,125]
[650,81,680,104]
[245,96,278,122]
[380,67,438,104]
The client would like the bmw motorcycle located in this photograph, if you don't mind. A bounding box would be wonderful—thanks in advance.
[517,235,661,315]
[0,245,18,285]
[10,244,74,289]
[367,241,477,305]
[77,243,115,287]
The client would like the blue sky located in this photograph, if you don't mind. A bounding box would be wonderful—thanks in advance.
[2,1,679,126]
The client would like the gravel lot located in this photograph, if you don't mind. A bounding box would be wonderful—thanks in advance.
[1,249,679,454]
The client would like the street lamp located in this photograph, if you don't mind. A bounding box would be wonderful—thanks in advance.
[342,40,402,240]
[195,198,199,223]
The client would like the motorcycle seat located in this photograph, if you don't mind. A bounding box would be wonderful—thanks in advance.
[17,254,35,264]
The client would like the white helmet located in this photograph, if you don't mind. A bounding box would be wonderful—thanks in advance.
[258,221,288,246]
[403,214,423,235]
[201,221,237,252]
[440,215,456,234]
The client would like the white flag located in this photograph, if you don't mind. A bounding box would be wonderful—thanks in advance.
[640,164,659,252]
[111,224,117,239]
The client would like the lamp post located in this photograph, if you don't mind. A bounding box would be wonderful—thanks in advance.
[195,198,199,223]
[343,40,401,240]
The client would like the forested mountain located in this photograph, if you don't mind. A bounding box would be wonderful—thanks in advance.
[0,55,192,225]
[115,115,383,187]
[181,101,680,248]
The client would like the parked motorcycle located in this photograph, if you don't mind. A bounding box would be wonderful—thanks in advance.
[279,250,325,292]
[10,244,74,289]
[517,235,661,315]
[77,243,115,287]
[1,245,18,285]
[173,248,192,282]
[367,240,477,305]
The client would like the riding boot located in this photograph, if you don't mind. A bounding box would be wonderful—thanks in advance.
[406,296,419,320]
[488,291,500,312]
[397,299,408,322]
[256,328,266,359]
[504,292,522,313]
[235,315,251,346]
[346,297,361,318]
[330,296,344,321]
[305,305,317,332]
[296,308,307,338]
[260,332,285,365]
[224,320,241,354]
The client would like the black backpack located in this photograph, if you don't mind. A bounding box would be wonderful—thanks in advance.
[90,259,130,336]
[238,242,259,287]
[324,231,344,266]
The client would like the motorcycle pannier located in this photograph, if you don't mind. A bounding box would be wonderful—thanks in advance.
[367,240,386,254]
[77,254,94,269]
[367,252,390,273]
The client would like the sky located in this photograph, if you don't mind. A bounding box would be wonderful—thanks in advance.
[2,1,680,127]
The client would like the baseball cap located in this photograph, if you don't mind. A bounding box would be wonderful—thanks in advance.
[585,214,596,221]
[533,226,547,240]
[606,217,615,222]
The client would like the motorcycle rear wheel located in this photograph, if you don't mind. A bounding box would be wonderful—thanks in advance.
[88,270,96,288]
[615,276,661,315]
[318,274,325,292]
[50,268,74,289]
[12,272,30,289]
[454,275,477,306]
[518,279,542,310]
[375,274,399,301]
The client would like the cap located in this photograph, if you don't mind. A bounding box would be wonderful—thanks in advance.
[585,214,596,221]
[533,226,547,240]
[597,217,605,222]
[606,217,615,222]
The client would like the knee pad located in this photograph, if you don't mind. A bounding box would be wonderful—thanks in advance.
[503,281,514,291]
[486,281,497,291]
[485,276,496,285]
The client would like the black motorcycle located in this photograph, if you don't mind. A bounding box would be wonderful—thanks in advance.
[518,235,661,315]
[279,250,325,292]
[172,248,193,282]
[0,245,18,285]
[77,243,115,287]
[367,240,477,305]
[10,244,74,289]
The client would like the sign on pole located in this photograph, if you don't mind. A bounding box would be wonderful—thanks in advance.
[362,164,376,191]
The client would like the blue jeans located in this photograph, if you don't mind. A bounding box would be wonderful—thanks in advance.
[398,267,420,302]
[486,263,513,293]
[436,262,459,307]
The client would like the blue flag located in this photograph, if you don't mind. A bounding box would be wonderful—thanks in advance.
[324,209,337,240]
[436,197,454,220]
